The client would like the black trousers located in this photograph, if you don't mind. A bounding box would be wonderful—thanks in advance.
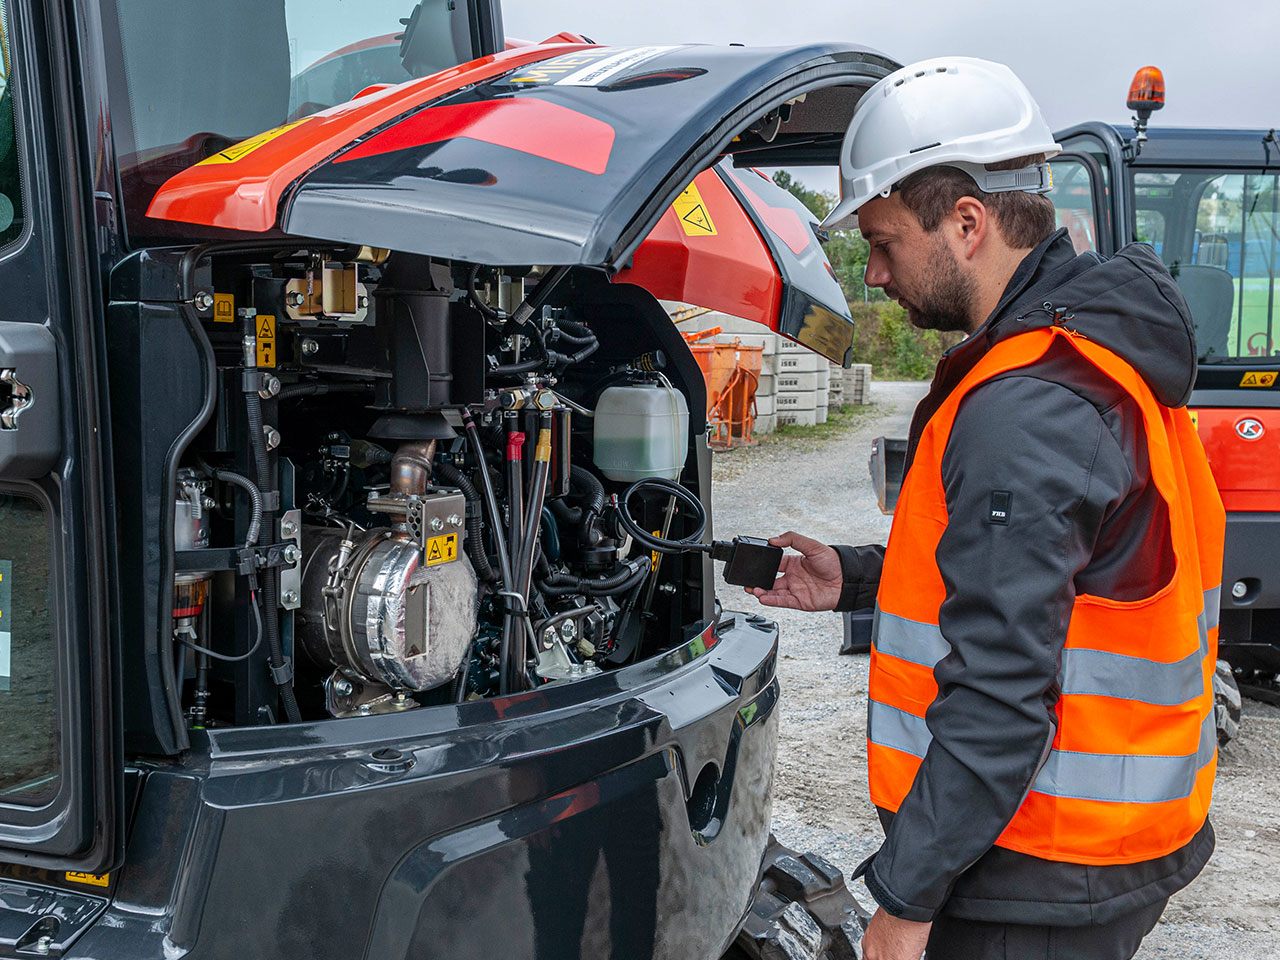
[924,898,1168,960]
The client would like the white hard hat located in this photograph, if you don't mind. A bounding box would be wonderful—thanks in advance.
[821,57,1062,231]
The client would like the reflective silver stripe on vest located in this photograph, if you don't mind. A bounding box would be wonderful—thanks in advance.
[868,701,1216,804]
[1204,584,1221,631]
[1029,709,1217,804]
[874,588,1220,707]
[867,699,931,759]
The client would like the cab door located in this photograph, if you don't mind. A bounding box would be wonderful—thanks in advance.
[0,0,119,872]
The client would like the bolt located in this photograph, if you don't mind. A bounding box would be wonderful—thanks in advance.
[259,373,282,399]
[357,295,369,309]
[301,338,320,357]
[1232,580,1248,599]
[333,677,354,697]
[658,583,677,595]
[394,691,408,702]
[193,290,214,312]
[358,703,372,716]
[281,589,300,607]
[263,425,282,450]
[286,291,305,307]
[446,514,462,527]
[280,518,298,538]
[237,307,258,320]
[542,627,557,649]
[35,936,52,956]
[561,619,577,641]
[282,545,302,565]
[429,517,444,531]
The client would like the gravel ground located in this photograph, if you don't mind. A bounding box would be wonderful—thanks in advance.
[711,380,1280,959]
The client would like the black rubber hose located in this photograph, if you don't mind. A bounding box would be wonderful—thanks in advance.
[616,477,710,556]
[570,465,606,520]
[211,468,263,547]
[489,356,544,377]
[537,558,650,597]
[276,382,372,401]
[434,462,496,582]
[245,389,301,723]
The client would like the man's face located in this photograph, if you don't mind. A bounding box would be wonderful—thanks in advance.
[858,195,977,333]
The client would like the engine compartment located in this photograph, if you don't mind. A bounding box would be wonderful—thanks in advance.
[162,247,714,727]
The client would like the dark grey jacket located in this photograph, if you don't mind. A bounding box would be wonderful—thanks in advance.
[835,230,1215,925]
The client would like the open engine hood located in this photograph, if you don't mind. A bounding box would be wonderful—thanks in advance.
[148,41,897,360]
[148,42,894,265]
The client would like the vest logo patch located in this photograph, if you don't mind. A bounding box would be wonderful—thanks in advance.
[989,491,1012,525]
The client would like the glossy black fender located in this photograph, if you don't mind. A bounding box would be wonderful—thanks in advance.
[67,613,779,959]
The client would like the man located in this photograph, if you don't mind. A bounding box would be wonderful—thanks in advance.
[752,58,1224,960]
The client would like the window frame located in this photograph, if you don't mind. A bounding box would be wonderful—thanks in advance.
[1045,151,1110,255]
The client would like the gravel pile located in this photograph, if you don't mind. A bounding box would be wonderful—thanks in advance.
[711,380,1280,959]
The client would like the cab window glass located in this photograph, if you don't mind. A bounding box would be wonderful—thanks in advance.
[0,494,58,806]
[1134,169,1279,362]
[1045,158,1098,252]
[0,0,25,248]
[103,0,480,247]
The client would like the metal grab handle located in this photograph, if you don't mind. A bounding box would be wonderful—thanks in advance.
[0,368,32,430]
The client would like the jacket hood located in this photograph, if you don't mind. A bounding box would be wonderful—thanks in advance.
[986,230,1198,407]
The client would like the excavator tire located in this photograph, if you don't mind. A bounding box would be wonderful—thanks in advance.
[725,836,870,960]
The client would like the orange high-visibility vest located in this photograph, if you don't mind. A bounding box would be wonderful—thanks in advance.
[869,327,1225,865]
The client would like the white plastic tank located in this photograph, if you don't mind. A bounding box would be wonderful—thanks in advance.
[592,380,690,482]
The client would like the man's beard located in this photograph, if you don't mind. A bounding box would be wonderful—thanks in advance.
[897,238,977,333]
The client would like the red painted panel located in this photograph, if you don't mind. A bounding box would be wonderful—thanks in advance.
[615,168,782,327]
[1193,407,1280,512]
[146,43,597,232]
[334,99,615,175]
[724,167,812,256]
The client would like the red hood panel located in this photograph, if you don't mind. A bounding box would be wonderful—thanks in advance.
[145,43,596,232]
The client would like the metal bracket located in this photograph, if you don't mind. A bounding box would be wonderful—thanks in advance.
[0,368,32,430]
[278,509,302,609]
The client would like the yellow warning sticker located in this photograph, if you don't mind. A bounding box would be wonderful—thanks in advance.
[1239,371,1278,388]
[256,315,276,369]
[65,871,110,887]
[672,182,717,237]
[424,532,459,567]
[1189,409,1199,429]
[213,292,235,323]
[198,119,312,165]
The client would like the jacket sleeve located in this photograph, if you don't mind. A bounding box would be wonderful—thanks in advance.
[864,375,1132,922]
[832,544,886,611]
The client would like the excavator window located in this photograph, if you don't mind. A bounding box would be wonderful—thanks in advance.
[0,0,23,249]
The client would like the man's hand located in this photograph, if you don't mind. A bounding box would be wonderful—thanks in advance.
[861,908,932,960]
[747,532,843,611]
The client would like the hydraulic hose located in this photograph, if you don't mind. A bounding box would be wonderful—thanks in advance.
[537,557,650,598]
[461,412,514,591]
[245,386,301,723]
[502,425,526,694]
[434,461,496,582]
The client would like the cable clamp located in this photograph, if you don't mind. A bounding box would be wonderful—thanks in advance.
[269,658,294,686]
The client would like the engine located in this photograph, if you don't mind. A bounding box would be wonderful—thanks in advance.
[166,249,711,725]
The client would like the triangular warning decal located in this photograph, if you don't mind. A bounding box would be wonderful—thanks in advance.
[682,205,713,232]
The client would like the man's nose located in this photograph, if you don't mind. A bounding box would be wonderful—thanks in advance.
[864,248,891,290]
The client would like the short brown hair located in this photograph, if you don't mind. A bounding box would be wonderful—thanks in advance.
[896,154,1057,249]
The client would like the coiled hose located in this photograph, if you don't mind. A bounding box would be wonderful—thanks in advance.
[548,465,607,541]
[433,461,496,582]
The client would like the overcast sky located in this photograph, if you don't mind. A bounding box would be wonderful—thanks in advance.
[503,0,1279,194]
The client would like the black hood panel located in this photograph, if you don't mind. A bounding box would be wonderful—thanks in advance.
[283,43,895,267]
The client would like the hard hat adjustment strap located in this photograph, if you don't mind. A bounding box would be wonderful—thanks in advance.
[950,160,1054,195]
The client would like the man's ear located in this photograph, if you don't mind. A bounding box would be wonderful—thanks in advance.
[952,196,989,260]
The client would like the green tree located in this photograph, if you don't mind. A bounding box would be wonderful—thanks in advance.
[772,170,883,303]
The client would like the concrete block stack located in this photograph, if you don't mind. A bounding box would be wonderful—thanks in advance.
[844,363,873,406]
[827,361,845,408]
[775,338,824,428]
